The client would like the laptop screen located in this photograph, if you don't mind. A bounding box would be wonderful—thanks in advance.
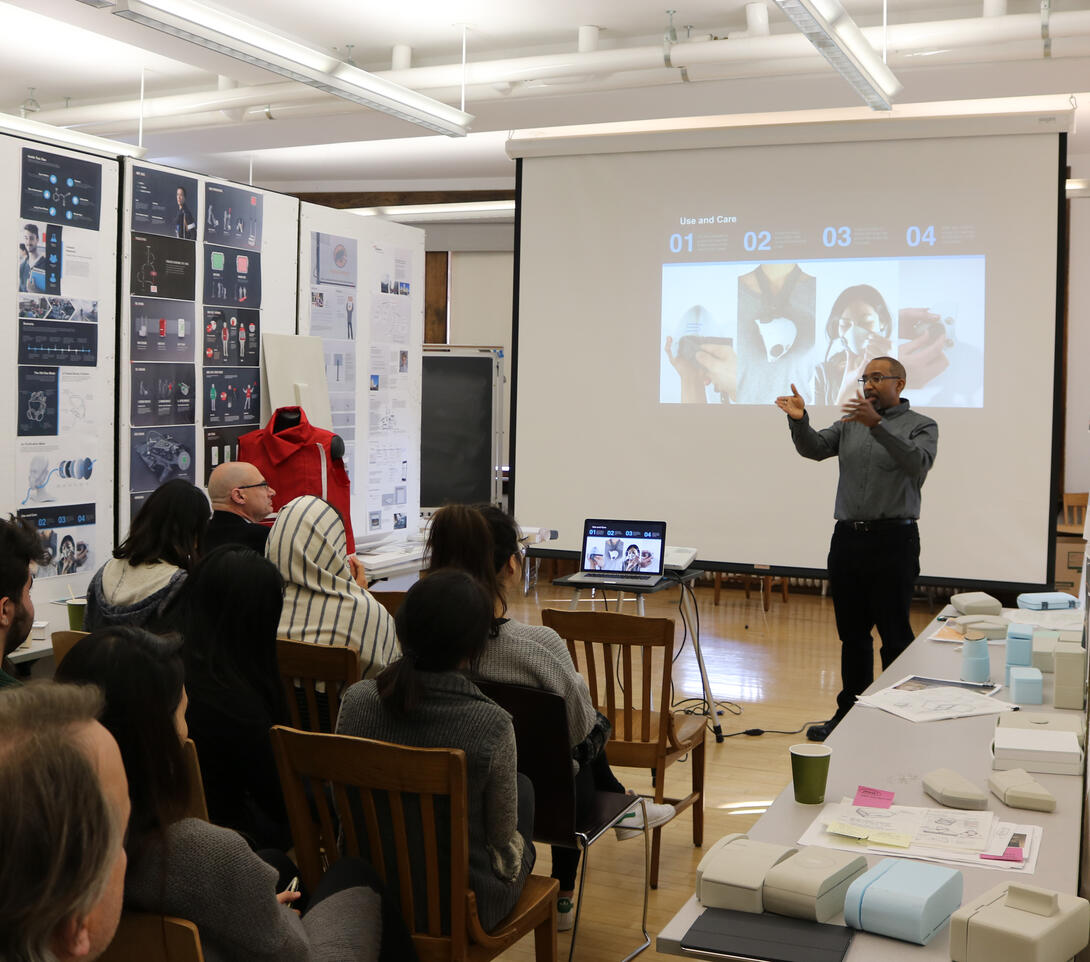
[580,520,667,575]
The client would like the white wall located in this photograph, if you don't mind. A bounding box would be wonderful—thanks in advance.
[1066,150,1090,494]
[449,251,514,464]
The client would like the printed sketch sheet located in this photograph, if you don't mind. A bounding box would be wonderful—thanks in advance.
[855,675,1013,722]
[799,801,1042,874]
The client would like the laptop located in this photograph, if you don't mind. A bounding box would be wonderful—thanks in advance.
[566,519,667,588]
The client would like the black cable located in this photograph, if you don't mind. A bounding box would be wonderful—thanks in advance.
[719,720,831,738]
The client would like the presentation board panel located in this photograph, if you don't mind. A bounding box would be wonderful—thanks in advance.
[297,204,424,545]
[513,119,1063,587]
[118,160,299,532]
[1,133,118,631]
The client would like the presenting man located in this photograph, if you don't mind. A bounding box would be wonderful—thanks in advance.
[0,515,50,687]
[776,356,938,741]
[205,461,276,553]
[0,682,131,962]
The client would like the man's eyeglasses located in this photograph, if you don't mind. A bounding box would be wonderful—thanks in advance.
[236,480,269,490]
[857,373,900,386]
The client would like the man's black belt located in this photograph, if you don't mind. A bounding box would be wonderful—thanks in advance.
[836,518,916,532]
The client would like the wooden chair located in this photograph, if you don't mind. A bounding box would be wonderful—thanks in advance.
[370,589,407,618]
[475,680,650,962]
[276,637,360,733]
[99,912,204,962]
[270,726,558,962]
[1062,492,1088,530]
[540,610,706,890]
[50,629,88,665]
[711,572,788,611]
[182,738,210,822]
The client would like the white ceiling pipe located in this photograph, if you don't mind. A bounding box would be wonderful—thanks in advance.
[746,3,771,36]
[217,74,243,122]
[984,0,1008,16]
[578,26,600,53]
[34,11,1090,131]
[391,44,412,71]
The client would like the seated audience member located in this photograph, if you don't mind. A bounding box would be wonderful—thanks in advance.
[85,480,209,632]
[426,504,675,930]
[337,570,536,934]
[205,461,276,553]
[0,514,50,687]
[56,626,411,962]
[0,682,129,962]
[176,545,291,849]
[267,496,396,677]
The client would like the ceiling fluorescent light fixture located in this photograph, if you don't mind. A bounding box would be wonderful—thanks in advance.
[0,110,146,158]
[112,0,472,136]
[773,0,902,110]
[350,201,515,224]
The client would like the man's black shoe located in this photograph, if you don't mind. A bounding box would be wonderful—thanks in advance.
[806,719,838,742]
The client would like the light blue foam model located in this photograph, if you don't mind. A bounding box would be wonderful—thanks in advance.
[1009,666,1043,705]
[844,858,963,945]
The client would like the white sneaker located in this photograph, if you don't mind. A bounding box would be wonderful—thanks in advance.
[614,799,676,840]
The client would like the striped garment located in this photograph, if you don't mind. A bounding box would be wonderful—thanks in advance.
[266,496,397,678]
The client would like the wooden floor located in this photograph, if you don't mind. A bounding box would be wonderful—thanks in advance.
[495,577,943,961]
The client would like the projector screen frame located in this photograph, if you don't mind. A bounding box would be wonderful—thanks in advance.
[508,114,1071,594]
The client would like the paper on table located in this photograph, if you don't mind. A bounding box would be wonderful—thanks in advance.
[1003,608,1083,631]
[853,786,895,808]
[916,810,992,852]
[929,623,1005,645]
[856,682,1012,723]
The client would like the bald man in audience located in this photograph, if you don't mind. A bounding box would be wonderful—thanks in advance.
[0,682,131,962]
[204,462,276,553]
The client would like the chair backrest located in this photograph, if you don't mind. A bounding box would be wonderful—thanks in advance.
[50,629,88,665]
[99,912,204,962]
[275,637,360,733]
[472,680,577,847]
[1063,492,1088,527]
[370,590,407,618]
[271,726,471,961]
[540,609,676,766]
[182,738,210,822]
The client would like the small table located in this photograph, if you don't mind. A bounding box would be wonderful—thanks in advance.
[553,569,724,742]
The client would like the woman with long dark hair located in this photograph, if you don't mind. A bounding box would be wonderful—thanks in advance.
[424,504,675,930]
[176,545,290,849]
[85,479,210,632]
[336,569,536,934]
[814,284,894,406]
[55,626,410,962]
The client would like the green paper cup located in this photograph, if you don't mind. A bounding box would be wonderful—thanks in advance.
[790,743,832,804]
[66,598,86,631]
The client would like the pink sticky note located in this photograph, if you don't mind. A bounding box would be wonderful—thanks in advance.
[981,847,1024,862]
[853,786,895,808]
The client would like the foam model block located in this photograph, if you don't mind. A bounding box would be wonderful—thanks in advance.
[998,711,1086,748]
[922,768,989,810]
[950,883,1089,962]
[988,769,1056,812]
[1017,592,1079,611]
[1006,635,1033,668]
[1008,667,1043,705]
[952,615,1008,640]
[762,848,867,923]
[844,858,963,945]
[992,728,1083,775]
[1058,627,1084,644]
[694,833,796,913]
[1052,642,1087,712]
[1006,623,1035,641]
[950,591,1002,615]
[1031,630,1059,673]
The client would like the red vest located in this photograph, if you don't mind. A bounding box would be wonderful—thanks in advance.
[238,406,355,552]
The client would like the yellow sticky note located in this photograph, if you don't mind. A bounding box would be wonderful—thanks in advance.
[827,820,870,840]
[868,830,913,848]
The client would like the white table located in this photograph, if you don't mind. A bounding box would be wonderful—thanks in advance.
[658,607,1087,960]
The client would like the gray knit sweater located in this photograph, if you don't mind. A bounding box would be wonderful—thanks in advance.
[472,619,597,749]
[336,672,535,932]
[124,818,380,962]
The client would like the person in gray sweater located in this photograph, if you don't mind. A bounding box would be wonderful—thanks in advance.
[336,569,536,934]
[424,504,676,930]
[55,625,411,962]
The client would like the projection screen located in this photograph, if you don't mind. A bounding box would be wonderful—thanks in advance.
[509,103,1070,588]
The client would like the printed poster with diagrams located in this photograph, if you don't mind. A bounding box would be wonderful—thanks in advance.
[367,243,419,535]
[125,163,199,520]
[201,181,263,480]
[12,144,117,584]
[308,230,359,482]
